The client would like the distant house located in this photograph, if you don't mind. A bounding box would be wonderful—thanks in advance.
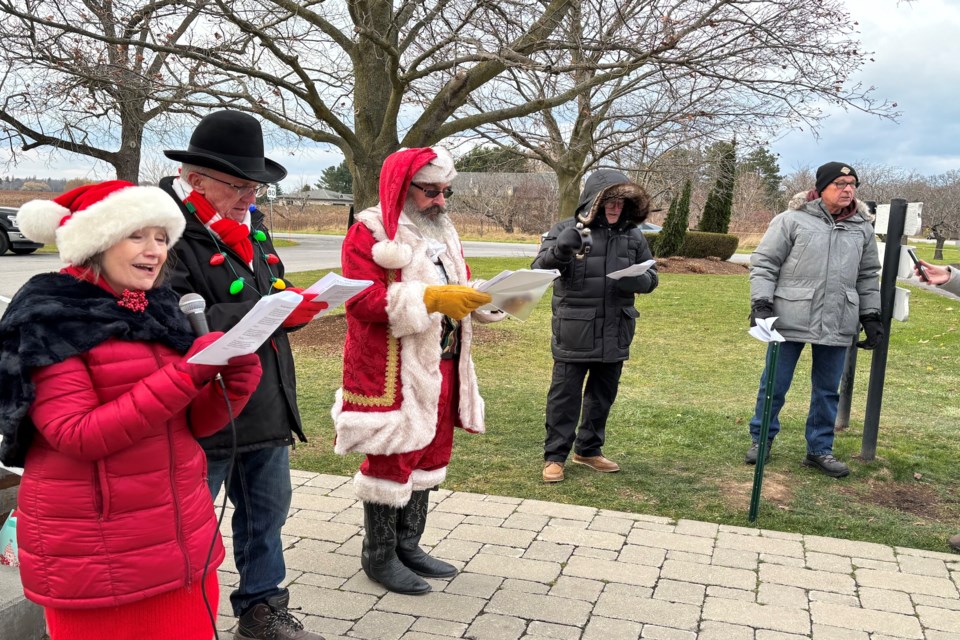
[281,188,353,206]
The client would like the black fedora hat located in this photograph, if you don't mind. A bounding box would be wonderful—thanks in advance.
[164,110,287,183]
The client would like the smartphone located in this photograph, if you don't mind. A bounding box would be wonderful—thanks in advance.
[906,248,929,282]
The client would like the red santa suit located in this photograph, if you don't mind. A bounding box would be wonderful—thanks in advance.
[333,148,499,507]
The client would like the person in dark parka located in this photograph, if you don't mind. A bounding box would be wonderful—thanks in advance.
[160,110,326,640]
[532,170,658,483]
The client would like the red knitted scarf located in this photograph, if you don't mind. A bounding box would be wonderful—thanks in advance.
[183,191,253,264]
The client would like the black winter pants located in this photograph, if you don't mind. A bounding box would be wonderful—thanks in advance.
[543,361,623,462]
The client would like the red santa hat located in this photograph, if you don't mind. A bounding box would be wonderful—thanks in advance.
[371,147,457,269]
[16,180,185,265]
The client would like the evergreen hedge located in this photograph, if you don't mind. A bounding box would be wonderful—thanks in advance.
[642,231,739,260]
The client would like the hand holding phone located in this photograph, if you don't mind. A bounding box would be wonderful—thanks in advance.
[906,248,929,282]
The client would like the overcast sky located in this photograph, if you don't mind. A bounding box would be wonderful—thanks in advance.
[2,0,956,190]
[770,0,960,176]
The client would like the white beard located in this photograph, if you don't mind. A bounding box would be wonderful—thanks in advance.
[404,201,448,242]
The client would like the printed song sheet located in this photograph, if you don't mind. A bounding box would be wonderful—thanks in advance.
[748,316,785,343]
[188,290,302,365]
[606,259,656,280]
[475,269,560,321]
[302,272,374,317]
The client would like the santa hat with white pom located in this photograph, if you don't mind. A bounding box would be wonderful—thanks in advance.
[17,180,185,265]
[371,146,457,269]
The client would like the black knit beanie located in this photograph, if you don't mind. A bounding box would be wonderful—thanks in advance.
[815,162,859,195]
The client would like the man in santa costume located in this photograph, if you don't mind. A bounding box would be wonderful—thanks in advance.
[334,146,501,595]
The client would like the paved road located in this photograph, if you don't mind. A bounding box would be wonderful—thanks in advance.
[0,234,541,303]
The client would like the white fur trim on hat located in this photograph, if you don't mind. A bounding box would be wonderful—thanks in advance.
[412,146,457,185]
[17,199,70,245]
[55,186,184,265]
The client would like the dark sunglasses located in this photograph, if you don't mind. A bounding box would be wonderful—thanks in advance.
[410,183,453,199]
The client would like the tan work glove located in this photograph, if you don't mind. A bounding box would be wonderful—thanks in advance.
[423,285,492,320]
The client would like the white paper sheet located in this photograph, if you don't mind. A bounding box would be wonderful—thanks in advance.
[748,316,785,343]
[302,272,374,317]
[475,269,560,321]
[188,291,302,365]
[606,259,656,280]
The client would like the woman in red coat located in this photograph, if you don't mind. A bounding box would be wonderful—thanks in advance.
[0,181,262,640]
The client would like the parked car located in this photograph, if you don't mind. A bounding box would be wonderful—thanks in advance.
[0,206,44,256]
[639,222,662,233]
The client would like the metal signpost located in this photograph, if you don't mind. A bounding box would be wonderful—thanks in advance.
[861,199,908,460]
[266,185,277,231]
[749,342,780,523]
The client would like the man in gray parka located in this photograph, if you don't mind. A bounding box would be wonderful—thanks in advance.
[533,170,658,483]
[746,161,882,478]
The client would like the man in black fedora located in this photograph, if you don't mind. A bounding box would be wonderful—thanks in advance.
[161,110,326,640]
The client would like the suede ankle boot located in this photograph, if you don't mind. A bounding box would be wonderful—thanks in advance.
[396,490,458,578]
[361,501,431,595]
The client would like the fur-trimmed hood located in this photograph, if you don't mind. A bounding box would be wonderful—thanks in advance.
[787,191,875,222]
[576,169,651,227]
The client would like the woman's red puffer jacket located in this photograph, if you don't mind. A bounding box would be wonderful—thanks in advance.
[17,337,237,609]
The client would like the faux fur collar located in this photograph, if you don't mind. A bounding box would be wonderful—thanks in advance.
[0,273,195,466]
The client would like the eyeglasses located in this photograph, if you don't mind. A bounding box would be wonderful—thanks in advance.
[410,183,453,199]
[831,180,858,191]
[198,172,270,198]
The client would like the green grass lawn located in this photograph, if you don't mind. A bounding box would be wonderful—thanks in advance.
[911,242,960,265]
[286,258,960,552]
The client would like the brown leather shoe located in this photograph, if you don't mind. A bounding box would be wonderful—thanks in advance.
[571,453,620,473]
[543,461,564,483]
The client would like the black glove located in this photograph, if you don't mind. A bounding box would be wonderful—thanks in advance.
[857,313,884,350]
[554,227,583,259]
[616,274,651,295]
[749,299,774,327]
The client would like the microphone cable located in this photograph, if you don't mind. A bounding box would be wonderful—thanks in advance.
[200,374,240,640]
[178,292,239,638]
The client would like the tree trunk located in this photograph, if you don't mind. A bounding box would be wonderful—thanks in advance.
[348,0,401,211]
[114,108,145,183]
[349,152,393,213]
[113,150,142,184]
[556,169,582,223]
[935,237,945,261]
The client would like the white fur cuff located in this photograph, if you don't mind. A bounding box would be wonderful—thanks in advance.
[387,281,432,338]
[410,467,447,491]
[354,471,413,507]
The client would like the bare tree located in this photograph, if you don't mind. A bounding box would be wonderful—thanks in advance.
[462,0,896,218]
[1,0,895,209]
[909,171,960,259]
[0,0,219,182]
[454,173,557,234]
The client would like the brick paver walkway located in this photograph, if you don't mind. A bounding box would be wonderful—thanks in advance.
[214,471,960,640]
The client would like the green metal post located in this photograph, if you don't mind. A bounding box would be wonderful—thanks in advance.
[749,341,780,522]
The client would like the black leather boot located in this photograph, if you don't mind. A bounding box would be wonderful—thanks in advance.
[396,490,458,578]
[361,501,431,595]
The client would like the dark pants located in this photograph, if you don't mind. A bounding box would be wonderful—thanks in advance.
[207,446,292,617]
[544,361,623,462]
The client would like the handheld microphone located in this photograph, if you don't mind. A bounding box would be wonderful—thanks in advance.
[180,290,234,640]
[179,293,210,336]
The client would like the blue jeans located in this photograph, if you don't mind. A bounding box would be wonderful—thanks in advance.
[207,446,292,616]
[748,341,848,456]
